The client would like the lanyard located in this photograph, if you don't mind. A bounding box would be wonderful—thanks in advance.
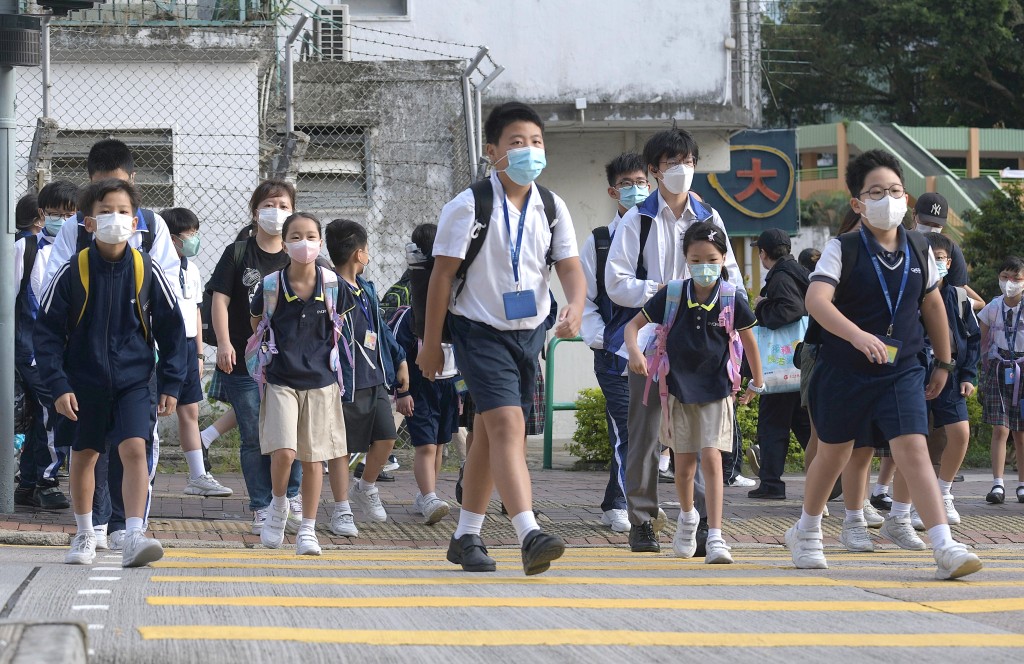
[1004,303,1023,352]
[502,189,531,286]
[859,226,910,337]
[345,282,375,333]
[179,257,188,294]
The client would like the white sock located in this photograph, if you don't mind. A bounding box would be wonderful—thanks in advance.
[200,426,218,449]
[994,477,1005,487]
[679,508,699,525]
[271,494,289,510]
[184,449,205,480]
[126,517,144,533]
[94,523,107,536]
[938,479,953,496]
[797,509,822,531]
[334,500,352,514]
[511,511,540,545]
[873,483,889,496]
[300,518,316,532]
[453,509,486,539]
[423,492,438,502]
[928,524,953,549]
[845,509,864,524]
[659,454,670,472]
[708,528,723,541]
[74,512,94,535]
[890,501,911,518]
[357,478,374,492]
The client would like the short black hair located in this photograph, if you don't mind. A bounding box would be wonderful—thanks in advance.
[643,129,700,170]
[999,256,1024,275]
[846,149,904,198]
[925,232,953,257]
[484,101,544,145]
[38,180,78,212]
[762,243,789,262]
[15,193,38,230]
[411,223,437,258]
[282,212,321,240]
[798,248,821,272]
[605,153,645,187]
[160,207,200,236]
[78,179,140,217]
[682,220,730,283]
[87,139,135,177]
[325,218,368,266]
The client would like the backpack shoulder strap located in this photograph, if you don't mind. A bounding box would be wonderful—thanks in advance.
[21,236,38,296]
[263,271,282,320]
[536,185,557,227]
[593,226,612,300]
[663,279,685,329]
[954,286,970,321]
[688,192,714,222]
[132,248,153,341]
[321,266,339,314]
[637,214,653,279]
[233,239,247,267]
[76,249,90,327]
[455,180,495,294]
[905,230,931,304]
[140,209,156,254]
[719,281,738,334]
[836,232,861,297]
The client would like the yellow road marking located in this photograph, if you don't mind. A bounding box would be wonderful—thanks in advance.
[137,627,1024,647]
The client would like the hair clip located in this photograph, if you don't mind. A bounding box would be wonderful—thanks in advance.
[707,230,717,241]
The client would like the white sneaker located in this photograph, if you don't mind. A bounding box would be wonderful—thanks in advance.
[822,505,829,518]
[943,495,961,525]
[705,538,734,564]
[251,508,268,535]
[260,501,289,549]
[672,517,698,558]
[879,515,927,550]
[785,524,828,569]
[121,530,164,568]
[652,508,668,534]
[109,529,126,551]
[728,475,756,488]
[910,507,925,531]
[65,532,97,565]
[862,501,884,528]
[349,482,387,522]
[840,518,875,553]
[415,494,450,525]
[185,473,233,497]
[934,542,982,580]
[330,509,358,537]
[93,525,109,551]
[383,455,400,472]
[296,529,321,556]
[600,509,630,533]
[286,496,303,534]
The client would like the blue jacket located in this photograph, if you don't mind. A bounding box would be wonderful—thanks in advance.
[34,244,188,400]
[930,283,981,386]
[335,275,405,402]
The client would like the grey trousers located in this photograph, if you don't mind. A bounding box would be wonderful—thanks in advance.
[625,370,706,525]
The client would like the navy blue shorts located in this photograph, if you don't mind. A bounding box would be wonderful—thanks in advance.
[447,314,545,417]
[158,337,204,406]
[809,361,928,446]
[343,384,399,454]
[928,372,969,427]
[72,383,154,453]
[407,377,459,446]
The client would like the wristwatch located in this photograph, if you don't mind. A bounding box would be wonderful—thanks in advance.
[934,359,956,372]
[747,382,766,394]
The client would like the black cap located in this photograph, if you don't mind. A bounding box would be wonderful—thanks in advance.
[915,192,948,226]
[753,228,791,254]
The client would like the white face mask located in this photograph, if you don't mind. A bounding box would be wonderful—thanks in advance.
[921,224,943,234]
[1000,279,1024,299]
[257,208,289,236]
[94,213,135,244]
[861,195,907,231]
[659,163,694,195]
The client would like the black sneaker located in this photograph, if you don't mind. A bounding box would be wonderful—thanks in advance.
[870,493,893,511]
[455,465,464,505]
[748,486,786,500]
[446,534,496,572]
[987,485,1006,504]
[521,529,565,576]
[36,486,70,510]
[695,518,709,558]
[14,485,39,507]
[629,521,660,553]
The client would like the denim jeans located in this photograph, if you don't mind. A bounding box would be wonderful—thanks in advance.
[217,369,300,511]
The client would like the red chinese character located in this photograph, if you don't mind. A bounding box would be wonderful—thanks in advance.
[735,158,780,203]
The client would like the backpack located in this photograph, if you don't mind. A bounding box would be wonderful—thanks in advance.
[593,226,612,302]
[75,209,156,254]
[380,272,411,322]
[68,247,154,342]
[200,240,247,347]
[244,266,350,399]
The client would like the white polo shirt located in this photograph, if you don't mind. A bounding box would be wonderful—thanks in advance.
[434,172,578,331]
[177,258,203,339]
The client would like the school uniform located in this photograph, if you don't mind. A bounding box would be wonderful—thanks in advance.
[978,295,1024,430]
[393,308,460,446]
[925,283,980,427]
[158,257,204,406]
[434,171,577,416]
[808,227,938,445]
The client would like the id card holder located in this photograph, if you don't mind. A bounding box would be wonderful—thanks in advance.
[876,335,902,365]
[1007,367,1017,386]
[503,290,537,320]
[363,330,378,351]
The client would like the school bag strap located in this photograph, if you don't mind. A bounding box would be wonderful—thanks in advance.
[72,247,152,342]
[642,279,684,415]
[592,226,611,300]
[244,270,282,398]
[718,281,744,394]
[321,267,352,398]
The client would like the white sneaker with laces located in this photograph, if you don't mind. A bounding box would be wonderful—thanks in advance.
[705,539,734,564]
[840,518,875,552]
[286,496,303,534]
[785,524,828,569]
[600,509,630,533]
[109,529,126,551]
[121,530,164,568]
[296,529,322,556]
[934,542,982,580]
[349,483,387,522]
[672,517,698,558]
[383,455,400,472]
[261,501,289,549]
[94,525,109,551]
[862,501,884,528]
[943,495,961,525]
[330,510,358,537]
[65,532,97,565]
[910,507,925,531]
[416,495,450,525]
[251,508,268,535]
[185,473,233,497]
[728,475,756,488]
[880,515,927,550]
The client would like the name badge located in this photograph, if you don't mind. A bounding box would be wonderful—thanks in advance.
[876,335,901,365]
[503,290,537,321]
[363,330,378,351]
[1007,368,1017,386]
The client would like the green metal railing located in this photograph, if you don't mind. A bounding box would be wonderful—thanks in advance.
[796,166,839,181]
[542,335,584,470]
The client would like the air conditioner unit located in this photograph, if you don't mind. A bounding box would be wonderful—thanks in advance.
[313,4,350,62]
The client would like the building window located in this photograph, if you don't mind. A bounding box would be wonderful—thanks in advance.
[295,125,370,215]
[50,129,174,209]
[346,0,409,18]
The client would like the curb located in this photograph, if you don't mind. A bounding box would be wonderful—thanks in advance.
[0,621,88,664]
[0,530,70,547]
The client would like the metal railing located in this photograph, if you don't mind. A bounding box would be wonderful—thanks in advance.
[796,166,838,181]
[542,335,584,470]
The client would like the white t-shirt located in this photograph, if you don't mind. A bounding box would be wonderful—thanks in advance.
[979,296,1024,353]
[433,172,578,331]
[177,258,202,339]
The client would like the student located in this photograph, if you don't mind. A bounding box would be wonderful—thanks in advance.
[209,180,303,534]
[790,149,981,579]
[604,128,743,554]
[798,248,821,274]
[15,192,39,239]
[250,213,348,555]
[419,101,585,576]
[160,207,231,498]
[13,180,77,510]
[393,223,456,525]
[324,219,408,528]
[625,221,763,564]
[977,256,1024,505]
[581,152,649,533]
[912,193,983,311]
[35,179,187,567]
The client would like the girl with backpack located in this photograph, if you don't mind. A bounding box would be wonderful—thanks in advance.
[624,220,764,564]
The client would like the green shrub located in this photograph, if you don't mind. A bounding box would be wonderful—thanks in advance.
[567,388,612,465]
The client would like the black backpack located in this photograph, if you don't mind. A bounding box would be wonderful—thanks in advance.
[200,240,248,347]
[380,271,412,322]
[75,208,156,254]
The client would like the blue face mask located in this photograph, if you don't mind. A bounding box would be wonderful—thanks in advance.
[44,214,69,236]
[935,259,949,279]
[691,263,722,287]
[501,146,546,186]
[618,185,649,210]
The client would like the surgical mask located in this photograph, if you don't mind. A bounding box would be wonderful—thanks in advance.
[691,263,722,287]
[1000,279,1024,299]
[500,146,546,186]
[861,195,907,231]
[257,208,288,236]
[178,234,201,258]
[935,260,948,279]
[44,214,69,236]
[618,184,649,209]
[94,213,135,244]
[285,239,321,264]
[659,163,694,195]
[921,224,943,234]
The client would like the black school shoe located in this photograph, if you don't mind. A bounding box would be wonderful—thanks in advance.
[353,463,395,482]
[521,529,565,576]
[629,521,660,553]
[14,485,39,507]
[987,485,1006,504]
[446,534,496,572]
[695,518,709,558]
[748,486,786,500]
[36,485,70,510]
[870,493,893,511]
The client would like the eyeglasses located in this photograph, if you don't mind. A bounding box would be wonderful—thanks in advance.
[660,158,696,169]
[859,185,905,200]
[616,179,648,188]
